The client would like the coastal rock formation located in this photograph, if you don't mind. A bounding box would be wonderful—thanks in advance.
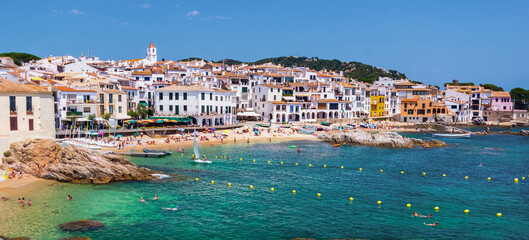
[2,139,160,184]
[320,131,446,148]
[59,220,105,232]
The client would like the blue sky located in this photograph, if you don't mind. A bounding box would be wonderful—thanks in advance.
[2,0,528,90]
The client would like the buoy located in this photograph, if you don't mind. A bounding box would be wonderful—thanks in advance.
[281,162,283,165]
[317,193,321,197]
[309,164,312,167]
[228,183,231,187]
[215,156,218,159]
[249,185,254,189]
[270,187,275,192]
[349,197,354,201]
[487,177,491,181]
[380,169,383,173]
[268,161,270,164]
[514,178,519,183]
[324,165,327,168]
[523,177,526,180]
[295,163,298,166]
[497,213,502,217]
[401,171,404,174]
[211,181,215,185]
[253,159,255,162]
[341,166,344,169]
[240,158,243,161]
[292,190,296,194]
[423,172,426,176]
[181,153,183,156]
[195,178,199,182]
[434,206,439,211]
[464,209,469,214]
[406,203,411,208]
[377,201,382,205]
[359,168,363,171]
[443,174,446,177]
[465,176,468,180]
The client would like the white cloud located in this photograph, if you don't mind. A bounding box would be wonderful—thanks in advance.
[215,16,232,20]
[186,10,199,19]
[138,3,151,9]
[69,9,85,15]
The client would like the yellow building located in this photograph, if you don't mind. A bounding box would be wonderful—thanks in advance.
[370,95,385,117]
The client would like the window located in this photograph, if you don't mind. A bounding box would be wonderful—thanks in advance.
[83,107,90,113]
[10,117,17,131]
[9,96,16,112]
[118,106,122,113]
[242,87,248,93]
[169,93,173,100]
[274,95,277,100]
[169,105,173,111]
[183,93,187,100]
[201,93,205,100]
[175,105,179,115]
[28,119,34,131]
[159,93,163,100]
[109,94,113,104]
[183,105,187,111]
[215,96,218,101]
[109,105,114,114]
[145,77,150,81]
[160,105,164,111]
[221,96,223,101]
[118,95,122,102]
[201,105,205,113]
[210,93,213,100]
[26,96,32,112]
[175,93,179,100]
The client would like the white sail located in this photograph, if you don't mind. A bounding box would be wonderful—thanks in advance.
[193,130,200,159]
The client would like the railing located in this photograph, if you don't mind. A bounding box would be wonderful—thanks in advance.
[66,111,83,116]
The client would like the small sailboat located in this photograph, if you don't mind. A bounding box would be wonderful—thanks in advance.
[191,129,212,164]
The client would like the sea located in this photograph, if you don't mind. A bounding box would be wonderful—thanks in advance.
[1,128,529,239]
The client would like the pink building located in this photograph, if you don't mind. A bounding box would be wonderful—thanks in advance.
[491,91,512,111]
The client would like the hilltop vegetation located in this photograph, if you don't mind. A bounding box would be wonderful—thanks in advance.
[0,52,40,66]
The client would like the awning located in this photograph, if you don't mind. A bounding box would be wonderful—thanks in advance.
[139,101,148,106]
[282,96,296,101]
[30,77,44,81]
[237,112,261,117]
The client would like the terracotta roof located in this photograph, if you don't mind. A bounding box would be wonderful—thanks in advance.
[492,91,510,98]
[52,86,96,92]
[131,70,152,75]
[103,89,126,94]
[260,84,282,88]
[269,101,286,104]
[148,42,155,48]
[121,86,138,90]
[0,79,51,94]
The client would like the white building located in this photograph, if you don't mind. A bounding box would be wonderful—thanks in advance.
[154,84,236,126]
[146,42,157,64]
[0,79,55,155]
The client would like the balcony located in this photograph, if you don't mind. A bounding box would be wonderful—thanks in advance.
[68,100,100,104]
[66,111,83,116]
[27,110,34,115]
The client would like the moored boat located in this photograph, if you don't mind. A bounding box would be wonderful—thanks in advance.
[143,148,172,155]
[432,133,471,138]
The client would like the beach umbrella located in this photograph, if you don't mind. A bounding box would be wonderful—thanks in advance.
[98,131,104,135]
[179,128,185,131]
[155,120,164,123]
[223,130,230,133]
[116,135,122,138]
[0,176,7,182]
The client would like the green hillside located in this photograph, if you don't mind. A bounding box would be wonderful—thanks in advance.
[0,52,40,66]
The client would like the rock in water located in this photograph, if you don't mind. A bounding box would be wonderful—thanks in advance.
[59,220,105,232]
[3,139,160,184]
[320,130,445,148]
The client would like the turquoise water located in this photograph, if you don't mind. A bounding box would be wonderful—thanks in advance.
[1,134,529,239]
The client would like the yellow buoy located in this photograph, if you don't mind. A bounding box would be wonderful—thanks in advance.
[249,185,254,189]
[523,177,526,180]
[181,153,184,156]
[434,206,439,211]
[215,156,218,159]
[423,172,426,176]
[514,178,519,183]
[380,169,383,173]
[487,177,491,181]
[253,159,255,162]
[406,203,411,208]
[292,190,296,194]
[240,158,243,161]
[497,213,502,217]
[359,168,363,171]
[295,163,298,166]
[228,183,231,187]
[309,164,312,167]
[195,178,199,182]
[211,181,215,185]
[464,209,470,214]
[324,165,327,168]
[443,174,446,177]
[268,161,271,164]
[377,201,382,205]
[465,176,468,180]
[317,193,321,197]
[270,187,275,192]
[341,166,344,169]
[349,197,354,201]
[401,171,404,174]
[281,162,283,165]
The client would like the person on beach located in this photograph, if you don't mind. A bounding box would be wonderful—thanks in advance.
[28,199,32,206]
[153,195,159,200]
[424,222,438,227]
[139,197,146,203]
[43,202,47,207]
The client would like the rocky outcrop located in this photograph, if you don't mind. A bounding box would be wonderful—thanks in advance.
[59,220,105,232]
[2,139,160,184]
[473,117,486,125]
[320,131,446,148]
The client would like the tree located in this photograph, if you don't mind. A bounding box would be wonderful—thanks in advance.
[480,83,504,91]
[102,113,111,120]
[510,87,529,109]
[0,52,40,66]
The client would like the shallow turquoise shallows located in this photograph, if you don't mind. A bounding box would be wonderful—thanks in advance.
[1,132,529,239]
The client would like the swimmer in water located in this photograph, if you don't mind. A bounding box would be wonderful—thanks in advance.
[163,206,178,211]
[412,212,419,217]
[479,163,483,167]
[153,195,159,200]
[139,197,146,203]
[424,222,438,227]
[298,148,301,153]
